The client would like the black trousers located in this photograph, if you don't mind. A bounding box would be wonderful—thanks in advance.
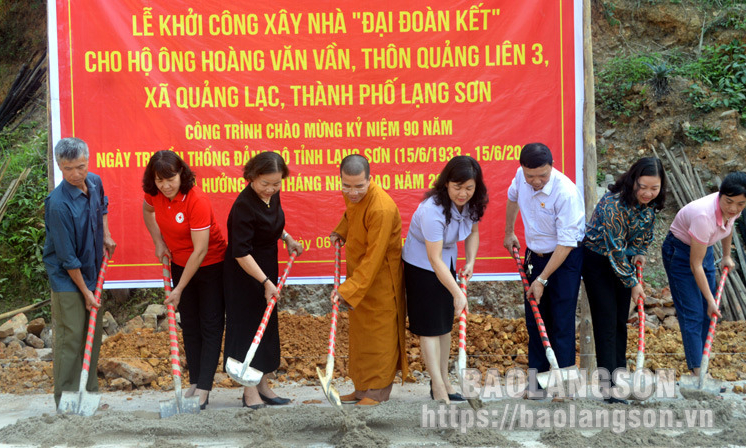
[524,246,583,372]
[582,246,631,383]
[172,261,225,391]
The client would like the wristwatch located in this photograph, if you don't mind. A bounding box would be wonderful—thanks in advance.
[536,276,548,287]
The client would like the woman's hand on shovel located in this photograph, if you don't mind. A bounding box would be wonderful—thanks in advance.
[453,291,468,316]
[285,236,304,257]
[165,286,183,308]
[264,281,279,304]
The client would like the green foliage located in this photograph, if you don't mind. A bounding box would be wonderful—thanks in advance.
[684,40,746,115]
[600,2,620,26]
[685,123,722,143]
[0,125,49,314]
[645,62,673,97]
[718,8,746,30]
[596,54,661,117]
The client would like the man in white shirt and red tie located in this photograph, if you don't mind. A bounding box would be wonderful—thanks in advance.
[503,143,585,396]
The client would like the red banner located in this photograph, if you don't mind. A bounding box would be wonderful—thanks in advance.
[48,1,584,287]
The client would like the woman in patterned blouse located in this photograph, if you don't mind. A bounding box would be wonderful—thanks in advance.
[582,157,667,404]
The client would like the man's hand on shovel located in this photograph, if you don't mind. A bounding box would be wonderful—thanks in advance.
[330,290,352,310]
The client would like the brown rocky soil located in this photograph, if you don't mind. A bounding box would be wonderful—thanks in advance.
[3,310,746,395]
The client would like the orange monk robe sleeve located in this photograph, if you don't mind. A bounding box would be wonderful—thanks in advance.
[337,206,395,309]
[333,211,349,241]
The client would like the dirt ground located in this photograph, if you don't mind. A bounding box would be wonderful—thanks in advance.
[3,311,746,447]
[2,378,746,447]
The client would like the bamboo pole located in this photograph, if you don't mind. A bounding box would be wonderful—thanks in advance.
[0,167,31,224]
[579,0,596,370]
[0,299,51,321]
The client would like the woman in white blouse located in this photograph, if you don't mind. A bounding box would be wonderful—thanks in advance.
[402,156,488,403]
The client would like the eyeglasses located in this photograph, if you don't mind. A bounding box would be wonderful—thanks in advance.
[341,186,368,194]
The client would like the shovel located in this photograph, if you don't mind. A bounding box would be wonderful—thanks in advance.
[316,241,342,409]
[226,251,297,386]
[679,267,729,395]
[456,271,484,410]
[511,247,579,391]
[634,261,647,373]
[58,256,109,416]
[626,261,657,399]
[159,256,200,418]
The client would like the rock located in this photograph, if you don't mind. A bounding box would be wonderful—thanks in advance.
[109,377,133,391]
[40,326,53,348]
[37,348,53,361]
[98,358,157,386]
[602,128,616,138]
[720,109,738,118]
[25,333,45,349]
[141,313,157,330]
[26,318,45,336]
[0,313,28,338]
[515,354,528,364]
[645,314,660,331]
[102,311,119,335]
[21,346,38,360]
[143,304,166,317]
[652,306,676,321]
[122,316,144,333]
[157,318,169,332]
[14,327,27,341]
[2,336,16,345]
[6,340,23,358]
[663,316,679,331]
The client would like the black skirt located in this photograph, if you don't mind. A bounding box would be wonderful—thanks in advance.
[404,260,456,336]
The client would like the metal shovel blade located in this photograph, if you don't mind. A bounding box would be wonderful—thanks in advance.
[536,366,580,390]
[58,390,101,417]
[226,356,263,387]
[679,373,722,396]
[316,366,342,409]
[457,348,483,410]
[612,371,657,401]
[159,393,200,418]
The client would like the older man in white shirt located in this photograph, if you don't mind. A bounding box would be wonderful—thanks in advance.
[503,143,585,392]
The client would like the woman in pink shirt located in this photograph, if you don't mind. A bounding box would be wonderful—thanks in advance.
[662,172,746,377]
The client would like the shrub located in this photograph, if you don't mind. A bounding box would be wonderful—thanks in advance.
[684,40,746,116]
[0,125,49,312]
[596,54,661,117]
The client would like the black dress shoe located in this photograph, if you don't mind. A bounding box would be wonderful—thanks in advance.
[605,396,629,405]
[242,396,267,410]
[200,392,209,410]
[429,382,466,402]
[447,392,465,402]
[258,392,291,406]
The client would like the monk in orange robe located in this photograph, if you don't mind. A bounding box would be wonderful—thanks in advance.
[330,154,409,406]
